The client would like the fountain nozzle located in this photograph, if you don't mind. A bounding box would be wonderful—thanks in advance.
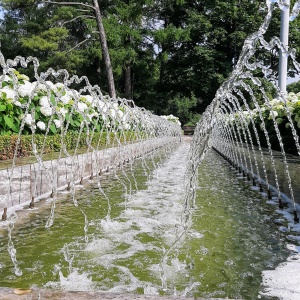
[29,197,34,209]
[268,189,272,199]
[294,211,299,223]
[278,198,284,209]
[1,207,7,221]
[252,177,256,186]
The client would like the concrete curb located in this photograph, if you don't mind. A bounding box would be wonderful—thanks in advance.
[0,288,240,300]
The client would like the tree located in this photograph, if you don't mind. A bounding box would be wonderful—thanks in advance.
[1,0,300,124]
[0,0,116,98]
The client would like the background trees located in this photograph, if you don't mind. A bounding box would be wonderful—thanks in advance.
[0,0,300,124]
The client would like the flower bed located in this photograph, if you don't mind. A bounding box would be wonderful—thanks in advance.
[0,66,181,160]
[224,92,300,154]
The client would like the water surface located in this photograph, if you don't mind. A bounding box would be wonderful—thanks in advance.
[0,142,294,299]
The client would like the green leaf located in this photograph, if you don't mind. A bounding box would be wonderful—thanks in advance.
[50,124,57,134]
[0,105,6,111]
[50,94,56,106]
[4,115,14,129]
[11,122,19,133]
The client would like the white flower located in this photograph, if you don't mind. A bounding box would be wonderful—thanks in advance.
[268,110,278,119]
[123,123,130,130]
[59,107,68,118]
[86,111,99,121]
[24,114,33,126]
[272,111,278,118]
[0,75,11,82]
[117,110,124,119]
[109,108,116,118]
[77,101,87,112]
[1,86,16,100]
[37,121,46,131]
[60,95,71,104]
[18,81,35,97]
[81,95,94,104]
[53,119,62,128]
[36,83,47,92]
[13,101,22,107]
[269,98,281,106]
[55,82,65,89]
[70,89,79,99]
[40,106,52,117]
[39,96,51,107]
[45,81,58,94]
[287,106,295,113]
[98,100,108,113]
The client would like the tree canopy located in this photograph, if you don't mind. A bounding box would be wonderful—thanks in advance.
[1,0,300,125]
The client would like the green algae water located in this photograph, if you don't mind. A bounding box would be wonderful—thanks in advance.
[0,142,292,299]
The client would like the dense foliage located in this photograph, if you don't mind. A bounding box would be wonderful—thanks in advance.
[1,0,300,125]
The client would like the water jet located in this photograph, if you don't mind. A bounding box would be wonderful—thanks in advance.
[1,1,300,299]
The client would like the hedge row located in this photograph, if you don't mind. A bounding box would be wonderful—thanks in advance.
[0,131,137,160]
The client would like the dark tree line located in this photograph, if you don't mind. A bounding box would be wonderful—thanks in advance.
[1,0,300,125]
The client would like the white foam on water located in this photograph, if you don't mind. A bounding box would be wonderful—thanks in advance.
[149,257,188,282]
[188,230,204,239]
[100,218,134,233]
[99,144,189,289]
[85,238,113,253]
[45,269,94,291]
[261,238,300,299]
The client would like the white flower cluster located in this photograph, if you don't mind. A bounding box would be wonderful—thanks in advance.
[223,92,300,130]
[160,114,181,126]
[0,69,181,137]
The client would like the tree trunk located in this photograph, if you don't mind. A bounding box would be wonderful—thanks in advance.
[124,64,132,99]
[93,0,116,99]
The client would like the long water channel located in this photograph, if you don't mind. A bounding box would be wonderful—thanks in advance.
[0,139,296,299]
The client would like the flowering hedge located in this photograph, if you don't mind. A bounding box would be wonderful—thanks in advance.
[0,69,181,136]
[0,67,181,160]
[224,92,300,154]
[159,114,181,126]
[0,70,133,135]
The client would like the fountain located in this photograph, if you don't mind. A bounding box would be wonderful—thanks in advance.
[184,0,300,298]
[1,0,300,299]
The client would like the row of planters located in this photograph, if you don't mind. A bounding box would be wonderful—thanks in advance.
[0,68,181,160]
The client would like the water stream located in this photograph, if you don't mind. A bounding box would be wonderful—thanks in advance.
[0,139,294,299]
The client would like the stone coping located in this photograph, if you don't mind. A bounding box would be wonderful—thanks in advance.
[0,288,241,300]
